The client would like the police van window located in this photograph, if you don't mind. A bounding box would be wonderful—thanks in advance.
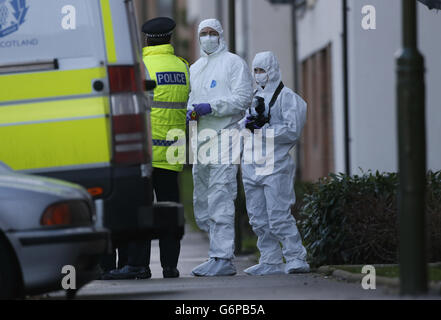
[0,0,105,69]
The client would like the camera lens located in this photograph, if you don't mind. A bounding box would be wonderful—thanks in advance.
[255,97,265,114]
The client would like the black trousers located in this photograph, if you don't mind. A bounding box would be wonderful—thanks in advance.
[100,168,181,270]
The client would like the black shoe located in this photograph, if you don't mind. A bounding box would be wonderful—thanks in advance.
[163,267,180,278]
[101,265,151,280]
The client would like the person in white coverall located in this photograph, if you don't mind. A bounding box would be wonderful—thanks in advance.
[241,51,310,275]
[187,18,253,276]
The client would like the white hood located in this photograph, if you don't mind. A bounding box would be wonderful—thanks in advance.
[198,18,227,57]
[252,51,282,93]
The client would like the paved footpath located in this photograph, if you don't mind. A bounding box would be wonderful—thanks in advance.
[45,226,440,300]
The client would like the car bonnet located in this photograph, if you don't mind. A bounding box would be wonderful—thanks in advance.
[0,172,89,200]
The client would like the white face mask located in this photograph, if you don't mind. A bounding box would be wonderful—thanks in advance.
[200,35,220,54]
[255,72,268,87]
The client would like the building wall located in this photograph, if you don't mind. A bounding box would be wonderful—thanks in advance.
[419,3,441,171]
[133,0,193,61]
[348,0,441,173]
[186,0,217,63]
[347,0,400,174]
[246,0,294,90]
[297,0,345,175]
[187,0,217,23]
[298,0,441,177]
[133,0,158,34]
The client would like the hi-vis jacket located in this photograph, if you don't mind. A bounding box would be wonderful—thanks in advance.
[142,44,190,172]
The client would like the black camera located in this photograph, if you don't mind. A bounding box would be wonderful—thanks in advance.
[246,96,270,133]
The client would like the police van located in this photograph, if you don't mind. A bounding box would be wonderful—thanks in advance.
[0,0,183,241]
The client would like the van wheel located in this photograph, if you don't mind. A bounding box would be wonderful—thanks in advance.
[0,239,21,299]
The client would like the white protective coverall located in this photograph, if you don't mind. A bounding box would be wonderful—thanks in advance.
[188,19,254,276]
[241,51,310,275]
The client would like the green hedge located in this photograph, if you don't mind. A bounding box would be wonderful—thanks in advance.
[294,171,441,267]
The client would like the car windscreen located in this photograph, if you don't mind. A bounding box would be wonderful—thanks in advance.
[0,0,105,69]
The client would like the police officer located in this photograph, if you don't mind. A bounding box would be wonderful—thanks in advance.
[102,17,189,280]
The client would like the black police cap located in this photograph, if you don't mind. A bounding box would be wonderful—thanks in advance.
[142,17,176,38]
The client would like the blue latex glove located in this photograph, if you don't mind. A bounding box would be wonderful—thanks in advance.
[193,103,212,117]
[245,117,261,132]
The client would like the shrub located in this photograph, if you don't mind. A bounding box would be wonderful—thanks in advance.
[295,171,441,267]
